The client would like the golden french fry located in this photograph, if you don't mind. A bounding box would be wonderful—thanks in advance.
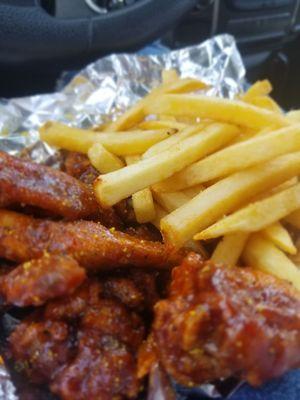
[125,156,156,224]
[143,123,207,159]
[94,123,239,207]
[242,233,300,291]
[104,78,208,132]
[286,110,300,123]
[145,94,288,130]
[151,203,168,229]
[160,152,300,247]
[152,191,190,213]
[262,222,297,255]
[211,233,249,266]
[154,124,300,191]
[241,80,273,100]
[132,189,156,223]
[196,183,300,240]
[245,96,282,114]
[285,209,300,229]
[162,69,179,84]
[182,185,205,198]
[40,122,172,156]
[139,120,188,130]
[87,143,124,173]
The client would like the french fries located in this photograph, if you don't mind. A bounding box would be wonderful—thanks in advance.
[145,94,288,130]
[245,96,282,114]
[161,152,300,247]
[262,222,297,255]
[212,233,249,266]
[241,80,273,100]
[139,120,188,131]
[38,73,300,291]
[40,122,173,156]
[242,233,300,291]
[104,78,207,132]
[125,156,156,224]
[94,123,239,207]
[196,183,300,240]
[154,124,300,191]
[152,191,190,213]
[88,143,124,173]
[143,123,207,159]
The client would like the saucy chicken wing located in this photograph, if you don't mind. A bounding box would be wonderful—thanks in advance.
[1,254,86,307]
[153,253,300,387]
[0,210,182,270]
[0,151,99,220]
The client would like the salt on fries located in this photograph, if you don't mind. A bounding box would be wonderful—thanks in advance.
[40,75,300,291]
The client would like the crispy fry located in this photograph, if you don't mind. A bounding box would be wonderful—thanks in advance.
[139,120,188,131]
[145,94,288,130]
[88,143,124,173]
[242,233,300,291]
[245,96,282,114]
[285,209,300,229]
[143,123,207,159]
[262,222,297,255]
[182,185,205,198]
[241,80,273,100]
[94,123,239,207]
[152,191,190,213]
[196,183,300,240]
[151,203,168,230]
[0,210,182,270]
[154,124,300,191]
[160,152,300,247]
[125,156,156,224]
[104,78,207,132]
[286,110,300,123]
[211,233,249,265]
[40,121,173,156]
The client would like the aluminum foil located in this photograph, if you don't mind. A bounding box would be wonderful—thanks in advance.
[0,34,245,162]
[0,34,246,400]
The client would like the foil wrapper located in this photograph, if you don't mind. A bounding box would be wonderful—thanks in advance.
[0,34,246,400]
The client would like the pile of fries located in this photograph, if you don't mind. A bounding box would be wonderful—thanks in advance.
[40,70,300,291]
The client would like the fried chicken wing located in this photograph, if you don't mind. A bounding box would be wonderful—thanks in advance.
[63,152,96,182]
[1,254,86,307]
[9,276,148,400]
[0,151,99,220]
[153,253,300,387]
[51,331,140,400]
[0,210,182,270]
[9,319,73,384]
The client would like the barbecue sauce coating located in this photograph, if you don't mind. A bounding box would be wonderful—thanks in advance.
[153,253,300,387]
[1,254,86,307]
[8,272,159,399]
[0,210,182,270]
[0,151,99,220]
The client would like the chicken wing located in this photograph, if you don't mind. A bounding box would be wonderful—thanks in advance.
[9,277,147,400]
[153,253,300,387]
[0,210,182,270]
[0,151,99,220]
[1,254,86,307]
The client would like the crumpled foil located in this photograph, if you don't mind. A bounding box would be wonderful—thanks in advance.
[0,34,246,400]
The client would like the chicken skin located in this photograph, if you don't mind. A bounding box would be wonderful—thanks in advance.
[153,253,300,387]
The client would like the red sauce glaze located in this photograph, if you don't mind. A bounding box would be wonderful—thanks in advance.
[153,253,300,387]
[1,254,86,307]
[0,151,99,220]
